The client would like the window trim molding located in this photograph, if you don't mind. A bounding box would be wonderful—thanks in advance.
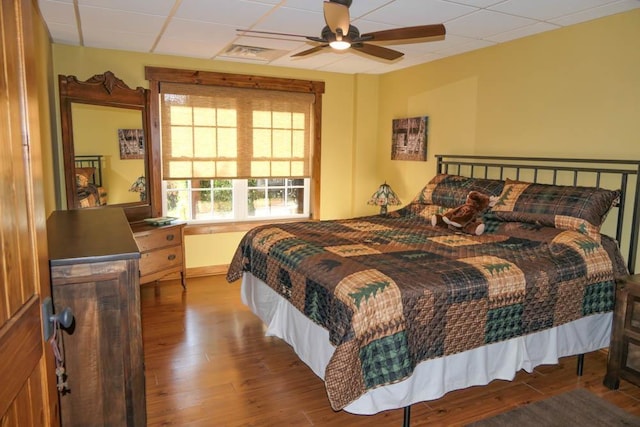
[145,66,325,220]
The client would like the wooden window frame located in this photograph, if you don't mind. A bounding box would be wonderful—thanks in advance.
[145,66,325,227]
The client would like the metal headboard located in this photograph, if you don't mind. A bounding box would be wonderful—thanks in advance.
[74,155,103,187]
[436,154,640,274]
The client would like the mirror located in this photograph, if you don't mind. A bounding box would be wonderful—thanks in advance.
[59,71,154,222]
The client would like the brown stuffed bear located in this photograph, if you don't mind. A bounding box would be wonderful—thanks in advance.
[431,191,492,236]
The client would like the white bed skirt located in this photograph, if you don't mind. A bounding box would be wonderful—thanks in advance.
[241,272,612,415]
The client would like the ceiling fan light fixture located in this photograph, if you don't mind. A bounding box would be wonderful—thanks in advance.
[330,40,351,50]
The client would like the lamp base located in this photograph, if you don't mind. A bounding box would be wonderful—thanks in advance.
[380,205,388,214]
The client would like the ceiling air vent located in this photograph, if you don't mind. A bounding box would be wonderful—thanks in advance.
[217,44,286,62]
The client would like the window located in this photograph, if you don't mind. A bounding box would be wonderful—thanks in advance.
[146,67,324,224]
[163,178,309,222]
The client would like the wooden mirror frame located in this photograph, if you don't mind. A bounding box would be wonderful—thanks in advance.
[58,71,154,222]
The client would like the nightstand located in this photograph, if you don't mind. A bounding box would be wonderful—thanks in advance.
[130,221,187,289]
[604,274,640,389]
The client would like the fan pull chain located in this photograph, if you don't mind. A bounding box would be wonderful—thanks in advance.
[49,318,69,393]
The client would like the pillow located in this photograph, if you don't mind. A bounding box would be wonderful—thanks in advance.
[412,174,505,208]
[75,167,95,188]
[491,179,620,240]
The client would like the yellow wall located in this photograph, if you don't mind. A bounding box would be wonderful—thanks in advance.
[375,9,640,203]
[44,9,640,271]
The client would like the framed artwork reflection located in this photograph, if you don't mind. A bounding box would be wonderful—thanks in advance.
[118,128,145,160]
[391,116,428,161]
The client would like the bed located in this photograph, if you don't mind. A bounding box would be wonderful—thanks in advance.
[74,155,107,208]
[226,155,640,425]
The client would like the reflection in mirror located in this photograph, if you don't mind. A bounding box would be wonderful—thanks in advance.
[59,71,154,222]
[71,103,146,205]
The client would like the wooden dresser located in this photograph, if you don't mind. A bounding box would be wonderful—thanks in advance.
[47,208,145,426]
[130,221,186,288]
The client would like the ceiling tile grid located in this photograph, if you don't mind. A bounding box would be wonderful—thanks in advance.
[38,0,640,74]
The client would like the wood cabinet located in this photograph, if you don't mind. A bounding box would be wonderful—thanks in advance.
[47,208,146,426]
[604,274,640,389]
[130,221,186,288]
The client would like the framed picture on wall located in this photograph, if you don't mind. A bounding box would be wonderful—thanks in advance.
[118,128,145,160]
[391,116,428,161]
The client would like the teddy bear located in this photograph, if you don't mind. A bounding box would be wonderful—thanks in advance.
[431,191,493,236]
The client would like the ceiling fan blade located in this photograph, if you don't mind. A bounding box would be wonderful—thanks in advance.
[362,24,446,42]
[292,45,329,57]
[323,1,350,36]
[352,43,404,61]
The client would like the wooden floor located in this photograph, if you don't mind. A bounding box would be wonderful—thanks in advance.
[141,275,640,426]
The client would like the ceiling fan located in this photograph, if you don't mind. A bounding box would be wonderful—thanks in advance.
[237,0,446,61]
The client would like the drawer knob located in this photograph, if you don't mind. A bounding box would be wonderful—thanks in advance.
[166,234,175,241]
[168,254,176,261]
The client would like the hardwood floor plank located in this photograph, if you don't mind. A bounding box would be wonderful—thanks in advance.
[141,276,640,426]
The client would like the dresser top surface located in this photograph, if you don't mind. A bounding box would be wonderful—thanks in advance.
[47,208,140,266]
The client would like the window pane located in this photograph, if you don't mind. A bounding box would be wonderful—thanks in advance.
[217,128,238,157]
[253,129,272,157]
[164,178,308,221]
[273,130,292,157]
[217,108,237,127]
[253,110,271,127]
[169,105,193,125]
[170,127,193,156]
[166,188,189,219]
[194,128,216,157]
[292,112,305,128]
[272,111,290,128]
[251,161,270,177]
[193,107,215,125]
[248,188,265,216]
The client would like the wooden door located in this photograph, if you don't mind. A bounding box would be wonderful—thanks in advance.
[0,0,59,425]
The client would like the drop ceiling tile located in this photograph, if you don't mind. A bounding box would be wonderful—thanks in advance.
[361,0,477,27]
[348,0,398,19]
[83,32,158,52]
[174,0,273,25]
[280,0,324,13]
[549,0,640,26]
[488,0,618,21]
[446,9,536,38]
[45,23,80,45]
[77,0,176,16]
[158,19,239,57]
[485,21,560,42]
[154,35,229,59]
[445,0,507,7]
[269,49,345,69]
[78,6,166,34]
[38,0,76,25]
[252,6,324,35]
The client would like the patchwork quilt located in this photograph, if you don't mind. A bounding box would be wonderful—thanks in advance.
[226,205,628,410]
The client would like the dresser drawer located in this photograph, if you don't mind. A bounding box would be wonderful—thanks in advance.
[135,226,181,252]
[139,245,183,277]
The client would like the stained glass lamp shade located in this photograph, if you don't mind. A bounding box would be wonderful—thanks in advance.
[129,176,146,201]
[367,182,401,214]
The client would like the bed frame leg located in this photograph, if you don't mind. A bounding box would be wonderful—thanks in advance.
[403,405,411,427]
[576,353,584,376]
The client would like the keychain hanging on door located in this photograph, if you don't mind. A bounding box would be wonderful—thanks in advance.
[49,317,70,394]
